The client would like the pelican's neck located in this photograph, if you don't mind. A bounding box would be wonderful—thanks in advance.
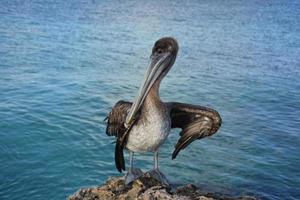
[143,81,162,111]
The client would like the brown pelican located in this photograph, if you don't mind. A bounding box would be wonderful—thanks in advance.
[105,37,222,185]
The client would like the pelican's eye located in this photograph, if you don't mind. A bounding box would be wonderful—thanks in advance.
[157,48,163,54]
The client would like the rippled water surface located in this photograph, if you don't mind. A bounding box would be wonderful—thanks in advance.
[1,0,300,199]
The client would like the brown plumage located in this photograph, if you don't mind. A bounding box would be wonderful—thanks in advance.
[106,100,132,138]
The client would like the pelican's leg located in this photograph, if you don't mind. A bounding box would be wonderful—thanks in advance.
[124,151,143,185]
[148,150,170,186]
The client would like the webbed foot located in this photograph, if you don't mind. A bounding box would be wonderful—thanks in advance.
[124,168,143,185]
[147,169,170,187]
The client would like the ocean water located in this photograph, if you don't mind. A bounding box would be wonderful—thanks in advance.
[0,0,300,199]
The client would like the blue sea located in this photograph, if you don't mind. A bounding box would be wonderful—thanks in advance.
[0,0,299,199]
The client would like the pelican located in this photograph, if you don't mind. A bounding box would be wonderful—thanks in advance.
[105,37,222,185]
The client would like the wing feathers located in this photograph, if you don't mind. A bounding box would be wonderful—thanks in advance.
[169,102,222,159]
[106,100,131,137]
[115,138,125,172]
[105,100,132,172]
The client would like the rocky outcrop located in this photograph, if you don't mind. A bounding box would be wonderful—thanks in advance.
[68,173,258,200]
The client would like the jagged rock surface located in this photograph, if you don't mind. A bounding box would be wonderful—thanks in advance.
[68,173,258,200]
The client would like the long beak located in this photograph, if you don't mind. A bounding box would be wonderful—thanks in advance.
[125,52,171,127]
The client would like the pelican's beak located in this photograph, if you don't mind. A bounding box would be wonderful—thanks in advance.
[125,52,172,127]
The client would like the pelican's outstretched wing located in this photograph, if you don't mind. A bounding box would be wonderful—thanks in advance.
[168,102,222,159]
[105,100,134,172]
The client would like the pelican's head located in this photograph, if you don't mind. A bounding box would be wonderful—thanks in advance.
[125,37,179,127]
[150,37,178,78]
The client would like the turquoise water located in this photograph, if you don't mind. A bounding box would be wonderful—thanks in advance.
[1,0,300,199]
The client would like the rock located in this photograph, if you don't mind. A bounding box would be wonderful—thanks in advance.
[67,174,258,200]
